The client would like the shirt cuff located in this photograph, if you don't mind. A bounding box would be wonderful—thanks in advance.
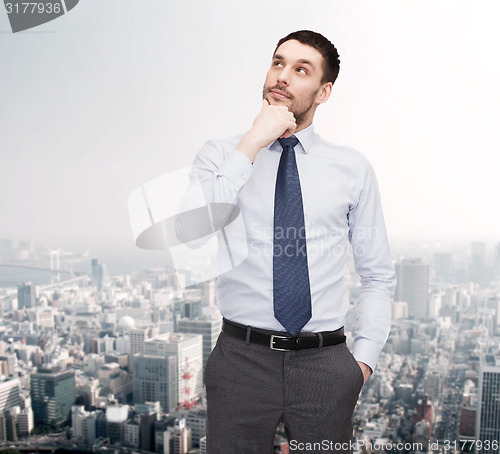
[352,337,383,373]
[216,148,252,189]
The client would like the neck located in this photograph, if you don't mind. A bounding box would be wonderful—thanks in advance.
[295,119,313,133]
[294,105,316,133]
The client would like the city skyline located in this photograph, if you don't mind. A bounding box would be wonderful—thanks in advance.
[1,236,500,451]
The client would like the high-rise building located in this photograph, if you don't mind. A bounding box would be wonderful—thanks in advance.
[97,363,132,402]
[494,243,500,279]
[200,280,215,307]
[17,282,36,309]
[83,411,98,445]
[30,367,76,427]
[132,353,178,414]
[424,370,442,402]
[155,415,176,453]
[5,407,19,441]
[486,296,500,335]
[173,300,202,330]
[70,406,97,444]
[16,407,34,436]
[124,416,140,449]
[106,405,129,444]
[176,318,221,372]
[131,402,161,452]
[476,355,500,453]
[72,405,98,442]
[140,409,159,452]
[95,410,107,439]
[428,293,441,319]
[394,258,429,319]
[434,252,453,282]
[178,407,207,448]
[0,354,17,376]
[0,378,21,413]
[471,241,487,283]
[91,258,104,291]
[0,414,6,442]
[72,406,86,440]
[130,327,158,355]
[164,418,192,454]
[144,333,203,409]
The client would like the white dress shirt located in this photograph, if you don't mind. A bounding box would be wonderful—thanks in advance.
[189,123,396,371]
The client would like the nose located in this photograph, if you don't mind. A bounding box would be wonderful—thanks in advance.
[277,67,291,86]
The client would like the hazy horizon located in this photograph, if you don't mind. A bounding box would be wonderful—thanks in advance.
[2,0,500,266]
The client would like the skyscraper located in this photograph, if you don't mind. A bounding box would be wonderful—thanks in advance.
[471,241,487,283]
[476,355,500,453]
[130,327,158,355]
[17,282,35,309]
[394,258,429,319]
[30,367,76,428]
[434,252,452,282]
[494,243,500,279]
[175,318,222,372]
[133,353,178,414]
[173,300,202,331]
[144,333,203,410]
[139,406,159,452]
[91,258,104,291]
[0,378,21,413]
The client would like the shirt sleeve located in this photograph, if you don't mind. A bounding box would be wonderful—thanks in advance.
[175,140,253,244]
[191,140,253,205]
[348,159,396,373]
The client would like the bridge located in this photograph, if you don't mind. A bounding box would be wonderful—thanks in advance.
[0,263,83,275]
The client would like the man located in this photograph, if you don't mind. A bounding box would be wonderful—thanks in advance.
[190,30,396,453]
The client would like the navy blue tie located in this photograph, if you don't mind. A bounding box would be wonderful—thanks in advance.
[273,136,312,336]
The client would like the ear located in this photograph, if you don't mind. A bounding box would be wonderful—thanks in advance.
[315,82,333,105]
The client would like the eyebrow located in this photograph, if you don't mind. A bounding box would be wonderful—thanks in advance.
[273,54,316,69]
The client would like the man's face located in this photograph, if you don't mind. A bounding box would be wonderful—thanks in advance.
[263,39,327,127]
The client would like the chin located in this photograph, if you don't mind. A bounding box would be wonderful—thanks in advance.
[269,96,289,105]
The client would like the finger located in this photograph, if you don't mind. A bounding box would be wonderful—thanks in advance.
[261,98,270,111]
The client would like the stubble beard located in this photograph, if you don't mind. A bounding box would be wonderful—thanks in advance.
[263,85,317,130]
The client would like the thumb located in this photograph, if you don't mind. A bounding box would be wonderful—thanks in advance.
[261,98,270,111]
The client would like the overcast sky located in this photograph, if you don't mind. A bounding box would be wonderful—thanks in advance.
[1,0,500,270]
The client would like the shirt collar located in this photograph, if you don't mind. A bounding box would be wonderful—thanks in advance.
[268,123,316,154]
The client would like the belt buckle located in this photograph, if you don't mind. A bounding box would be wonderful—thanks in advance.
[270,334,291,351]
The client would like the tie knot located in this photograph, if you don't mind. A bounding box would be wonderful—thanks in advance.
[278,136,299,150]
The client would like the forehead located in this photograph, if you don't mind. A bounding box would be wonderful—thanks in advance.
[273,39,324,67]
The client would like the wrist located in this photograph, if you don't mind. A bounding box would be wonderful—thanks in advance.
[236,131,264,164]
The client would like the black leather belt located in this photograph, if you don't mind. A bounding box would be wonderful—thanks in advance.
[221,318,346,351]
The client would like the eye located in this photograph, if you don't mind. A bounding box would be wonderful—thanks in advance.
[297,67,307,74]
[273,61,284,67]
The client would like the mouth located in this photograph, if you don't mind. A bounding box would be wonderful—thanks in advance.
[270,89,291,100]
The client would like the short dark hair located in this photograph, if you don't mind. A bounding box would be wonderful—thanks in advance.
[274,30,340,85]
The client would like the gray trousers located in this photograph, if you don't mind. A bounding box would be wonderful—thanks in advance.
[204,321,364,454]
